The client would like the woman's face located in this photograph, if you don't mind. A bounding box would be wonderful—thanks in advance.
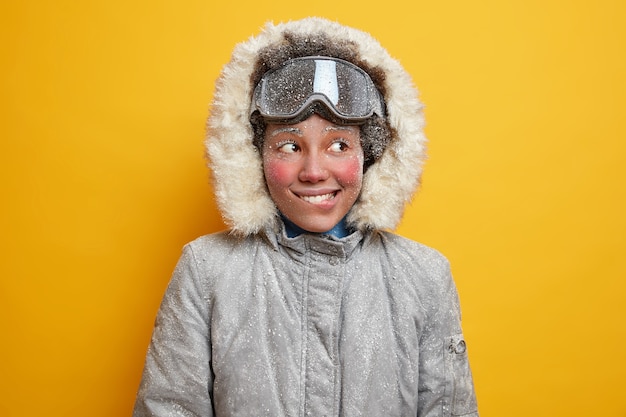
[262,114,364,233]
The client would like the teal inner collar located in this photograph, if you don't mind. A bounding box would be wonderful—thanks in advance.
[281,214,351,238]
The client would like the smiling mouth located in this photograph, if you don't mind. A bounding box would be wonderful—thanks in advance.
[298,192,337,204]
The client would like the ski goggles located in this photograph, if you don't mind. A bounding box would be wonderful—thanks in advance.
[250,56,385,124]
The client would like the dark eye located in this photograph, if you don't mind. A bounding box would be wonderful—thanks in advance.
[329,141,348,153]
[278,142,299,154]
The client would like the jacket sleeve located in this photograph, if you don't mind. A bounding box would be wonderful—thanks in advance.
[416,258,479,417]
[133,245,214,417]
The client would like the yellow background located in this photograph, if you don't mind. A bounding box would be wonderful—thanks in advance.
[2,0,625,415]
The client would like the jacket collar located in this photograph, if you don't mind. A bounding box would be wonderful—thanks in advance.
[262,218,365,260]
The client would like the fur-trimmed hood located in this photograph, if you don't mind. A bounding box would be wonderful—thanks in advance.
[206,17,426,235]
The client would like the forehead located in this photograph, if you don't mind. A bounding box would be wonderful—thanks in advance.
[265,114,360,137]
[266,123,360,138]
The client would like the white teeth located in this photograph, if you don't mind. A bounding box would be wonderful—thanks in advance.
[300,192,335,204]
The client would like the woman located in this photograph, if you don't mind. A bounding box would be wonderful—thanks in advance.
[134,17,478,417]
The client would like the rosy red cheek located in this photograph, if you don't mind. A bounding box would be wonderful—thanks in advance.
[337,157,364,185]
[264,159,292,186]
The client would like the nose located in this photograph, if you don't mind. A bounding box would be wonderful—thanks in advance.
[298,152,329,183]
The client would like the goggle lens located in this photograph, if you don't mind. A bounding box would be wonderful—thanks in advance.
[251,57,384,123]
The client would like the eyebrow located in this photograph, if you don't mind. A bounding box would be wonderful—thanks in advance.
[268,125,358,138]
[268,126,302,138]
[325,125,358,134]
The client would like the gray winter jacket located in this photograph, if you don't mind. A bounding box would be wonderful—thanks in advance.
[133,224,478,416]
[134,17,478,416]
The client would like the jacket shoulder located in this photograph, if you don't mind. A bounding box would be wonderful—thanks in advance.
[369,231,457,307]
[374,231,451,274]
[179,231,262,278]
[186,230,246,252]
[187,229,263,255]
